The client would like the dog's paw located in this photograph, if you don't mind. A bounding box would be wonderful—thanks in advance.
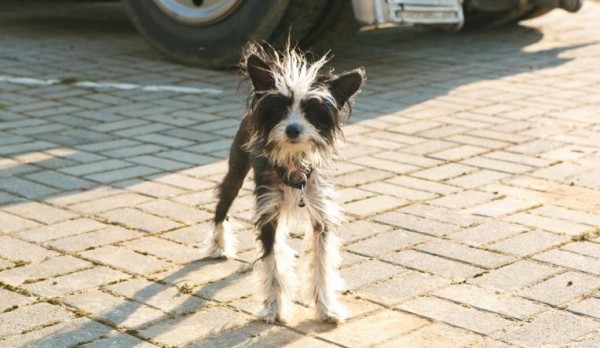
[200,242,236,259]
[258,301,292,324]
[316,303,348,325]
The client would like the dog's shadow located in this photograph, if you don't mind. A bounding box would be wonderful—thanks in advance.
[24,255,343,348]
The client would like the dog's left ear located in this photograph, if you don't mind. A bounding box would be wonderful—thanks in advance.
[247,54,274,92]
[328,68,365,108]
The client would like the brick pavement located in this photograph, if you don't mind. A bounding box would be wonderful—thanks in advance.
[1,1,600,347]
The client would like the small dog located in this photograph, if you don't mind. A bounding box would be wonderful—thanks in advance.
[205,43,364,324]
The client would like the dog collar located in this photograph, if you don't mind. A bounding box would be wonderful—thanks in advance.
[275,165,313,208]
[275,165,313,190]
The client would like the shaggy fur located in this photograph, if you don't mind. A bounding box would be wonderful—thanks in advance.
[204,43,364,324]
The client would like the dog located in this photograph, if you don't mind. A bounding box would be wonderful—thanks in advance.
[204,43,364,324]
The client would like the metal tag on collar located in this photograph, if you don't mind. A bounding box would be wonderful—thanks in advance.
[299,185,306,207]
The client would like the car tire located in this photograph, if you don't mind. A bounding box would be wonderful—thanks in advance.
[300,0,359,54]
[122,0,291,69]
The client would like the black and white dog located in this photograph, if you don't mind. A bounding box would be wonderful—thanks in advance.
[205,43,364,324]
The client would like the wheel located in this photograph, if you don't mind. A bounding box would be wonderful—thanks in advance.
[122,0,291,69]
[463,1,535,29]
[269,0,328,49]
[300,0,359,54]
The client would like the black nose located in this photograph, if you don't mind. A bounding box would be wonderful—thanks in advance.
[285,124,302,139]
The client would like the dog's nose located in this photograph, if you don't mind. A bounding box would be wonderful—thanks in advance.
[285,124,302,139]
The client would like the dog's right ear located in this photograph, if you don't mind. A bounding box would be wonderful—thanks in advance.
[247,54,274,92]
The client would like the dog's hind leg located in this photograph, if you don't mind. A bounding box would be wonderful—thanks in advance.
[205,128,251,258]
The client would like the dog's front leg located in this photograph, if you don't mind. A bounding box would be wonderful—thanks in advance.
[307,218,347,324]
[255,188,295,324]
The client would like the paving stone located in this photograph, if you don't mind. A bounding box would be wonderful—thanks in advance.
[375,211,461,237]
[446,170,510,189]
[192,323,330,348]
[505,212,592,236]
[361,271,449,306]
[0,177,57,199]
[412,163,476,181]
[562,241,600,259]
[379,323,483,348]
[534,249,600,275]
[466,197,539,217]
[383,250,483,280]
[0,302,74,338]
[500,310,599,347]
[120,179,186,198]
[124,237,202,264]
[430,145,488,161]
[70,193,152,214]
[0,259,13,271]
[346,229,430,257]
[47,226,142,252]
[434,284,544,320]
[449,220,528,245]
[138,307,252,347]
[152,173,214,191]
[335,168,394,187]
[569,297,600,319]
[387,175,460,195]
[399,297,512,335]
[0,211,40,233]
[430,190,495,209]
[0,255,91,286]
[107,278,206,315]
[0,236,57,263]
[471,260,558,291]
[63,289,166,329]
[0,317,113,348]
[344,195,407,217]
[338,220,392,244]
[17,218,106,242]
[24,170,93,191]
[400,203,484,227]
[318,310,428,347]
[23,267,129,297]
[81,246,171,275]
[3,202,77,224]
[360,181,438,201]
[60,159,132,176]
[340,260,405,290]
[99,208,182,233]
[532,205,600,226]
[0,288,31,312]
[519,271,600,306]
[154,259,247,287]
[489,230,569,256]
[416,240,514,269]
[85,165,160,183]
[137,200,212,224]
[81,334,158,348]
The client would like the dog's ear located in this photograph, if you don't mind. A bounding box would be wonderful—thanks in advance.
[247,54,274,92]
[329,68,365,108]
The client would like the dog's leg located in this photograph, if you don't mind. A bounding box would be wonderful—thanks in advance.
[206,127,250,258]
[306,202,347,324]
[255,187,295,324]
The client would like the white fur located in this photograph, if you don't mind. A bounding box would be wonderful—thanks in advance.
[203,220,237,258]
[303,184,347,324]
[256,202,298,323]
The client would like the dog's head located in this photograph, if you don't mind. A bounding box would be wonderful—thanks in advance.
[242,44,364,167]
